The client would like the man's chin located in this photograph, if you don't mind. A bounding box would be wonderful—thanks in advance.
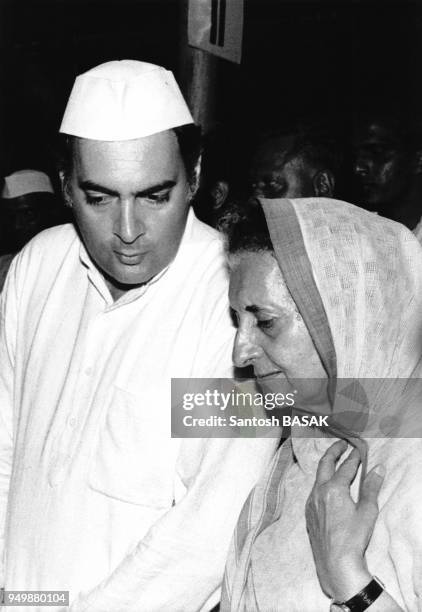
[360,188,379,205]
[104,265,153,290]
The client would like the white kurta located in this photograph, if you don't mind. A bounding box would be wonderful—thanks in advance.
[0,210,275,611]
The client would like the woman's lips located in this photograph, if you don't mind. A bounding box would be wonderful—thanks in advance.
[256,370,284,380]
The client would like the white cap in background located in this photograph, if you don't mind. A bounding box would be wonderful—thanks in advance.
[2,170,54,199]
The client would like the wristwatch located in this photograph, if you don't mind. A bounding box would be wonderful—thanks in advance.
[330,576,384,612]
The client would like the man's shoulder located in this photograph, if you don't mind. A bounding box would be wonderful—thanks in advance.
[181,215,229,287]
[16,223,79,264]
[8,224,80,290]
[25,223,78,252]
[185,214,227,267]
[192,214,223,248]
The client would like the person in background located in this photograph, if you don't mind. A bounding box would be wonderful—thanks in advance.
[249,123,342,200]
[0,169,58,290]
[0,254,14,293]
[216,123,342,236]
[0,60,275,610]
[194,125,249,228]
[353,113,422,231]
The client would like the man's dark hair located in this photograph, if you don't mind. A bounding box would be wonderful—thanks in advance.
[173,124,202,190]
[57,123,202,193]
[255,122,342,176]
[217,198,274,254]
[199,124,247,189]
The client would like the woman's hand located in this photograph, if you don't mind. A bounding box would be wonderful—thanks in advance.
[305,439,385,603]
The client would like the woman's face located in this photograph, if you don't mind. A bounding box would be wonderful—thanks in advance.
[229,250,329,407]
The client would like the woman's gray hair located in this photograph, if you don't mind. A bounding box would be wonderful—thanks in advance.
[217,198,274,254]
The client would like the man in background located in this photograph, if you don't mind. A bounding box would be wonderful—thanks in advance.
[249,123,341,200]
[216,123,341,234]
[194,125,249,228]
[353,113,422,230]
[0,169,58,290]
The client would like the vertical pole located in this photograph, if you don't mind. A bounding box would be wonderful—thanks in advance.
[0,1,9,175]
[178,0,218,134]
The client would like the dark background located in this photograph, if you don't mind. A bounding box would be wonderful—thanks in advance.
[1,0,422,175]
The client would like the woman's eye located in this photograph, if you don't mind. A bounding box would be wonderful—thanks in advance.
[257,319,274,330]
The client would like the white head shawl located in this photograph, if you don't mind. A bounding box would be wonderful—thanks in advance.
[261,197,422,439]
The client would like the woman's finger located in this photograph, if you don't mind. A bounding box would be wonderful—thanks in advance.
[315,439,348,484]
[358,464,385,513]
[332,447,361,486]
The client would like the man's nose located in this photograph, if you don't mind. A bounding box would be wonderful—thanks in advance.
[115,199,144,244]
[354,154,370,177]
[232,326,262,368]
[251,180,266,197]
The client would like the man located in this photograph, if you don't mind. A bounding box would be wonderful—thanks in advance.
[0,169,58,291]
[194,125,249,228]
[216,123,340,236]
[249,123,341,200]
[353,113,422,230]
[0,60,274,611]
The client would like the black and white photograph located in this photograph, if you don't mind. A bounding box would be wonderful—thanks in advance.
[1,0,422,610]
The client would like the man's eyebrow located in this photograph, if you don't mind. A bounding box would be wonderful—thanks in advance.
[79,180,176,197]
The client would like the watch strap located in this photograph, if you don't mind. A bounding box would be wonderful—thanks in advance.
[333,576,384,611]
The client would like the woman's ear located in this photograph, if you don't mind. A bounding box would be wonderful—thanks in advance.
[313,170,335,198]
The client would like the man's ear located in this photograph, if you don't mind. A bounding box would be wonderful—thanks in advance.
[313,170,335,198]
[59,171,73,208]
[187,153,202,203]
[413,150,422,175]
[211,180,230,209]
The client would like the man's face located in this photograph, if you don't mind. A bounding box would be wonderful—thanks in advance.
[67,131,190,294]
[250,138,316,199]
[3,194,53,251]
[353,122,412,209]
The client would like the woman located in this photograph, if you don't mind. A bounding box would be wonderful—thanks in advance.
[220,197,422,611]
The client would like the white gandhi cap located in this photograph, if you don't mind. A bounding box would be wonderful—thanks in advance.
[59,60,194,141]
[2,170,54,199]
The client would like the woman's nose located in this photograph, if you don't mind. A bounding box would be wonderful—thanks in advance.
[232,327,262,368]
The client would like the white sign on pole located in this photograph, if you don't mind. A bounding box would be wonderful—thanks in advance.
[188,0,244,64]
